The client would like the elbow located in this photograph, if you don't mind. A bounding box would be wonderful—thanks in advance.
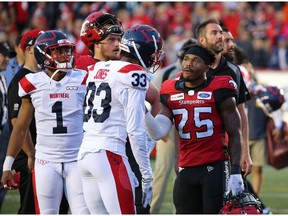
[147,130,168,141]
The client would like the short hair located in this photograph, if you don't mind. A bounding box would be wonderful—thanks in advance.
[195,18,220,39]
[234,46,249,65]
[15,34,23,46]
[221,26,229,33]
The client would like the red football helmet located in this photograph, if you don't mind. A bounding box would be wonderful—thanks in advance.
[220,192,263,214]
[80,11,123,52]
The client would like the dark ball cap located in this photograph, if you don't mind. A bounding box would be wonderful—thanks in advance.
[0,42,11,56]
[184,44,216,65]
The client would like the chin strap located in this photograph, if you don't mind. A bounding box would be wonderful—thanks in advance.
[50,69,60,81]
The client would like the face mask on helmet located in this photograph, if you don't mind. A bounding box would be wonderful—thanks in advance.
[220,192,263,214]
[48,45,74,71]
[80,12,124,51]
[34,30,75,72]
[120,24,165,74]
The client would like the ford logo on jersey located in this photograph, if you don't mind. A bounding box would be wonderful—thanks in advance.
[197,92,212,100]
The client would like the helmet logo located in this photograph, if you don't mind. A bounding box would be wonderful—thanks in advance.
[121,38,139,48]
[58,39,71,45]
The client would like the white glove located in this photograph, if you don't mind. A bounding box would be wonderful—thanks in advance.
[226,174,244,196]
[142,178,153,208]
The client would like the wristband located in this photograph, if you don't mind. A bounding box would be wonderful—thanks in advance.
[231,164,241,174]
[3,156,15,172]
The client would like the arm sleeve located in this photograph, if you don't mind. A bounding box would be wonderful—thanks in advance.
[119,87,152,180]
[8,80,21,120]
[145,111,172,140]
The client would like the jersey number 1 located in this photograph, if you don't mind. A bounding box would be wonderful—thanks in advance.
[52,101,67,134]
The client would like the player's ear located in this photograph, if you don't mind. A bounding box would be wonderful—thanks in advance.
[204,64,210,73]
[198,36,205,46]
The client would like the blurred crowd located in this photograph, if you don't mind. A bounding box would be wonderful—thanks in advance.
[0,1,288,69]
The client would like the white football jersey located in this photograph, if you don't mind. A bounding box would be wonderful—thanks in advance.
[79,60,149,159]
[19,69,87,162]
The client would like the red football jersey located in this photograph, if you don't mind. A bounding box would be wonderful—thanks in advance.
[160,76,238,167]
[74,55,98,72]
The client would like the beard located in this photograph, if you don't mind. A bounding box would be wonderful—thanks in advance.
[206,41,223,54]
[213,44,224,54]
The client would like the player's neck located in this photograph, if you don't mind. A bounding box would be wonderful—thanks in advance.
[184,77,207,89]
[211,53,221,69]
[48,70,67,81]
[24,62,41,73]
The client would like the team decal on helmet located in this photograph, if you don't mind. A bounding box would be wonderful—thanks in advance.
[120,24,165,73]
[80,11,123,51]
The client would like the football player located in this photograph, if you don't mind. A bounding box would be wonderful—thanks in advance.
[145,44,244,213]
[75,11,124,71]
[77,24,165,214]
[1,30,89,214]
[76,12,160,214]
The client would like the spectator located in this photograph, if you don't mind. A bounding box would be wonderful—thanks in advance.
[234,28,254,62]
[7,2,29,33]
[222,2,241,39]
[1,34,24,87]
[250,38,270,68]
[127,4,152,28]
[268,35,288,69]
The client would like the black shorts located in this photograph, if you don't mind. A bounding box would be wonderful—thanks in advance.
[173,160,229,214]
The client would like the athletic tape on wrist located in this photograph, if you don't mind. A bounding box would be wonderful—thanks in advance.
[231,164,241,174]
[3,156,15,171]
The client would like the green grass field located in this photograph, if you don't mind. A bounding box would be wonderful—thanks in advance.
[1,161,288,214]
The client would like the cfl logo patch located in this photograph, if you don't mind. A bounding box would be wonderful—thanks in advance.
[66,86,79,90]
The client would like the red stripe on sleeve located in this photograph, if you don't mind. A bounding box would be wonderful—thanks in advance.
[82,72,88,85]
[19,76,36,94]
[118,64,144,74]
